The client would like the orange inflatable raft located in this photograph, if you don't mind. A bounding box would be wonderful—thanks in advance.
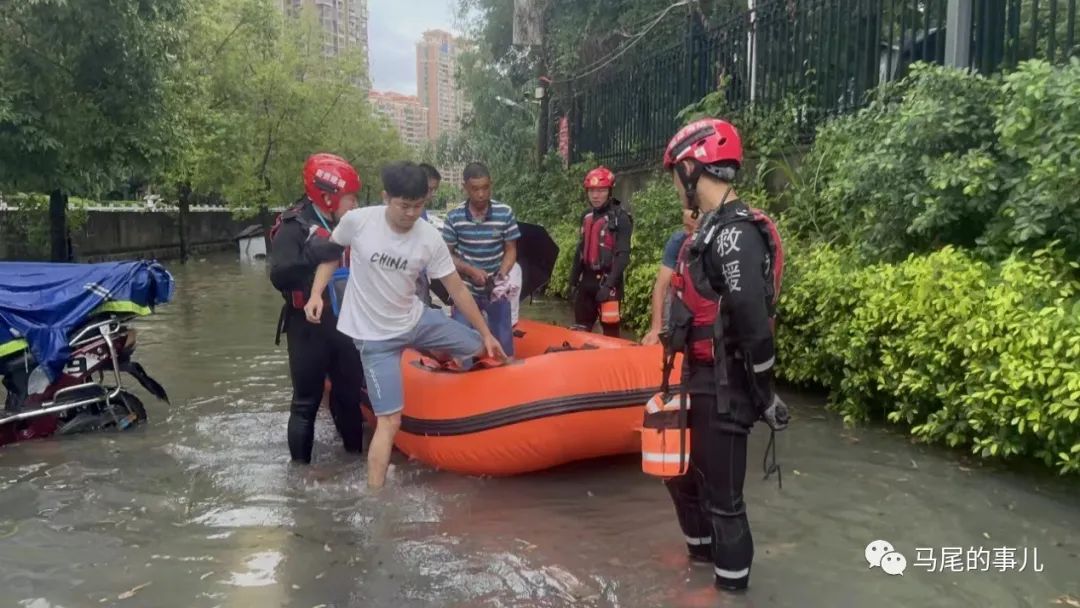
[362,319,684,476]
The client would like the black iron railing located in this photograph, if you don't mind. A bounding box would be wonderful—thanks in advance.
[553,0,1077,170]
[973,0,1078,72]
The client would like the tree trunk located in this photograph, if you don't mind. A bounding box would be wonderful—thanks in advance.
[259,174,273,254]
[536,4,550,169]
[48,189,68,262]
[259,205,272,254]
[178,182,192,263]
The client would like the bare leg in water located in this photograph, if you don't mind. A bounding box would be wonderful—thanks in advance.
[367,413,401,489]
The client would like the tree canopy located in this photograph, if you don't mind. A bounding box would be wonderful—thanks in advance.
[0,0,407,209]
[0,0,188,196]
[440,0,746,174]
[164,0,406,209]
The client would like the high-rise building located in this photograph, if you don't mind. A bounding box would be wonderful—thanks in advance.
[368,91,429,153]
[416,30,468,142]
[281,0,370,85]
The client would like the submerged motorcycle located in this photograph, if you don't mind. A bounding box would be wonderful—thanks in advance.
[0,260,173,446]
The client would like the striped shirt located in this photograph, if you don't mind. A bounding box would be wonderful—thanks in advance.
[443,200,521,292]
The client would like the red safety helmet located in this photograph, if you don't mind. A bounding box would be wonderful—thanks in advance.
[303,153,361,214]
[663,118,743,170]
[663,118,743,216]
[583,166,615,190]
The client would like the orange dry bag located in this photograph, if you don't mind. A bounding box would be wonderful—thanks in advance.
[599,299,621,324]
[640,349,689,477]
[641,393,690,477]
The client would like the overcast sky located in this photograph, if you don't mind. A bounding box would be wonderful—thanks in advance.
[368,0,462,96]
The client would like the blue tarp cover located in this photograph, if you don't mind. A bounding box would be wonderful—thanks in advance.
[0,261,174,380]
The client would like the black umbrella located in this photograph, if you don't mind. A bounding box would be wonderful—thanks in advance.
[516,221,559,301]
[426,220,559,308]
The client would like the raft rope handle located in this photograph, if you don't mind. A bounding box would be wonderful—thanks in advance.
[659,347,676,396]
[658,344,689,475]
[677,348,690,474]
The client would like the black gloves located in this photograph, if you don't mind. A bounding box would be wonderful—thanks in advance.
[762,395,790,431]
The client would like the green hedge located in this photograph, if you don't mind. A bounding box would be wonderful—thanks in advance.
[504,59,1080,476]
[779,59,1080,264]
[531,184,1080,475]
[537,180,1080,474]
[777,240,1080,474]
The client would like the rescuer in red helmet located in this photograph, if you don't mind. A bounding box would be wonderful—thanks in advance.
[567,165,633,337]
[269,152,367,465]
[654,118,790,592]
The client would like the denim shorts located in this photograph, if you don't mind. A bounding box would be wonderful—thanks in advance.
[353,308,483,416]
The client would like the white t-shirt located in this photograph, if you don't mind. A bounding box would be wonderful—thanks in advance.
[331,206,456,341]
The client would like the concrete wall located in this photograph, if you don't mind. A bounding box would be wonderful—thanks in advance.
[0,209,256,262]
[612,167,660,213]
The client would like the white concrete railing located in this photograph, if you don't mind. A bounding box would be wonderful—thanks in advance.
[0,203,287,213]
[0,200,449,219]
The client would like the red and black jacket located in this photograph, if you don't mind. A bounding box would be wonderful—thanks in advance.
[678,200,780,413]
[268,197,348,310]
[569,199,633,291]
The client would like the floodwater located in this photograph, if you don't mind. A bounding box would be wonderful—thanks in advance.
[1,253,1078,608]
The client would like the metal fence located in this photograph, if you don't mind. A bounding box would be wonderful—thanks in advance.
[554,0,1079,170]
[971,0,1079,72]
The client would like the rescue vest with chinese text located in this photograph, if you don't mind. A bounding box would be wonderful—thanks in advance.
[673,203,785,362]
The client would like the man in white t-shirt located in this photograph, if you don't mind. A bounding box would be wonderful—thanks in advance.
[304,161,507,489]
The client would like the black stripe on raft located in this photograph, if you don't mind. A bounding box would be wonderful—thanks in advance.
[397,385,683,437]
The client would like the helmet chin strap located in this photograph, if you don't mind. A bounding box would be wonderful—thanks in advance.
[678,160,735,219]
[714,186,734,213]
[675,161,705,218]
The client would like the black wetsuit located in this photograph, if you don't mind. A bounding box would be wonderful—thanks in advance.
[664,199,777,591]
[269,199,366,463]
[568,199,633,337]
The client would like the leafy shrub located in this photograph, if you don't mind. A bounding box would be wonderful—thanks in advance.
[544,220,582,299]
[620,261,661,336]
[499,155,591,231]
[777,63,1003,260]
[981,57,1080,258]
[780,59,1080,264]
[619,177,686,333]
[776,240,1080,474]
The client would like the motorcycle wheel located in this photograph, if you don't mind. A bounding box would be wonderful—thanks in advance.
[57,390,147,435]
[111,390,148,428]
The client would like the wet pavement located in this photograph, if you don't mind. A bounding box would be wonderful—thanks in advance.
[1,253,1078,608]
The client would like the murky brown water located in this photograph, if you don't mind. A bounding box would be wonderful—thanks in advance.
[1,253,1079,608]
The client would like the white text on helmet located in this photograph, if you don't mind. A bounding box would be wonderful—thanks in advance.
[315,168,346,189]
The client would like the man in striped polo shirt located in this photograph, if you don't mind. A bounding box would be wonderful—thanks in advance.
[442,162,520,357]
